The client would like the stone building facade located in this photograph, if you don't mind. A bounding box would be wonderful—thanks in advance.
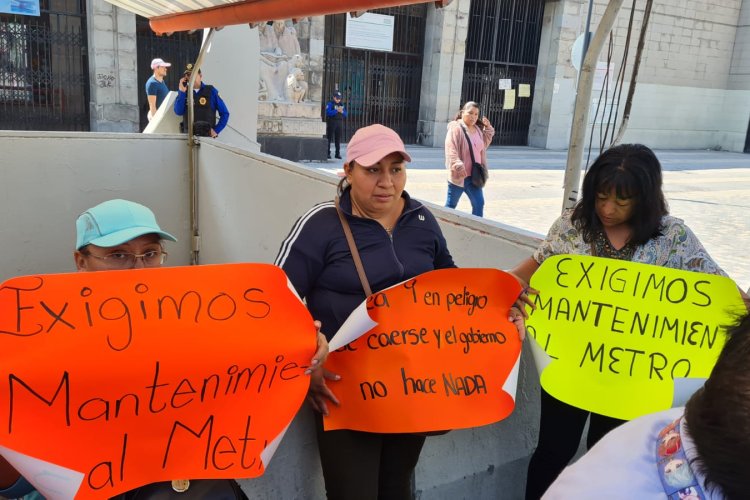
[413,0,750,151]
[3,0,748,151]
[258,0,750,152]
[528,0,750,151]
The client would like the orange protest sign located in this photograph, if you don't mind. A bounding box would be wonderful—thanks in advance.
[0,264,315,499]
[323,268,522,433]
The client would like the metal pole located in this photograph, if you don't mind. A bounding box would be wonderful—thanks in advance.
[561,0,624,212]
[187,27,216,266]
[613,0,654,145]
[581,0,594,69]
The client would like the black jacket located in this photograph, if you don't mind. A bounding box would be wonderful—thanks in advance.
[275,189,455,339]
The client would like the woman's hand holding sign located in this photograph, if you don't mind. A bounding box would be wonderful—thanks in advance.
[508,306,527,341]
[306,320,340,416]
[308,368,341,416]
[508,262,540,319]
[305,321,330,375]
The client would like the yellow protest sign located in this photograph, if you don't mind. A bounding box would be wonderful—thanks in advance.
[0,264,316,499]
[526,255,746,420]
[503,89,516,110]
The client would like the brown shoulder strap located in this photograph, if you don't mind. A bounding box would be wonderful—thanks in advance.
[335,196,373,297]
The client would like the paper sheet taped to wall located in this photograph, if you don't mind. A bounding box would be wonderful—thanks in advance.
[503,89,516,110]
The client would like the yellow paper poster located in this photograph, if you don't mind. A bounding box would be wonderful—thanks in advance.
[526,255,746,420]
[503,89,516,110]
[518,84,530,97]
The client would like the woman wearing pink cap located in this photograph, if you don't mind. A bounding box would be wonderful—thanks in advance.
[275,124,456,499]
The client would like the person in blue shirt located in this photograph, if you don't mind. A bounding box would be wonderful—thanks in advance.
[325,91,347,159]
[145,57,171,121]
[174,63,230,138]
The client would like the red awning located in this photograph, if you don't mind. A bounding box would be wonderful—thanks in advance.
[103,0,445,35]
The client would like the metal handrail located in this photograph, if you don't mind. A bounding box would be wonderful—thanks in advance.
[186,27,216,265]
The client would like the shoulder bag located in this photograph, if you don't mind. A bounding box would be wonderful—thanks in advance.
[460,125,489,188]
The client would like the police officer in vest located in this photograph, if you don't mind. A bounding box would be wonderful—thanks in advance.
[174,63,230,138]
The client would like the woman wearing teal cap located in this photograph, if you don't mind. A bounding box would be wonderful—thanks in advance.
[2,199,327,499]
[73,199,177,271]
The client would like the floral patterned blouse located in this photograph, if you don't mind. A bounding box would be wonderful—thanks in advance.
[533,210,727,277]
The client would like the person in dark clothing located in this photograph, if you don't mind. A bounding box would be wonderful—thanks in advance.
[276,124,527,499]
[275,124,452,499]
[325,91,347,159]
[174,63,230,138]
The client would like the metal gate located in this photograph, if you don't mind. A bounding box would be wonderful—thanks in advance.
[0,0,89,131]
[462,0,545,145]
[323,4,426,143]
[135,17,202,131]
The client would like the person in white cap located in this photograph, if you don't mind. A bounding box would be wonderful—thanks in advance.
[145,57,172,121]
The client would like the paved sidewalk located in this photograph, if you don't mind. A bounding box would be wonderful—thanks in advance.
[303,145,750,291]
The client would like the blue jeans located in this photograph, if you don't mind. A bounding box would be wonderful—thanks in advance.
[445,178,484,217]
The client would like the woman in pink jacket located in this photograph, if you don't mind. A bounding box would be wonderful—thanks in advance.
[444,101,495,217]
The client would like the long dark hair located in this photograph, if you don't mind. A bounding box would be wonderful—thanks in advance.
[685,310,750,499]
[454,101,484,130]
[571,143,668,245]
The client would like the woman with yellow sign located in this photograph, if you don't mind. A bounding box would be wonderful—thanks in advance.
[511,144,745,499]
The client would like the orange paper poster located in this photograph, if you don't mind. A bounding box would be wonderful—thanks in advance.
[0,264,316,499]
[323,268,522,433]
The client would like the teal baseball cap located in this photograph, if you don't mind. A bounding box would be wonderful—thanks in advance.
[76,199,177,250]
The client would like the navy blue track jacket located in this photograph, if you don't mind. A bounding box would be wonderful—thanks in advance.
[275,189,456,340]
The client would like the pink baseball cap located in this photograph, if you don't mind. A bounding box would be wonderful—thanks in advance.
[150,58,171,70]
[345,124,411,167]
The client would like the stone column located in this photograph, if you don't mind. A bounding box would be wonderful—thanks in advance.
[528,0,584,149]
[417,0,471,147]
[302,16,326,104]
[86,0,139,132]
[200,25,261,151]
[728,0,750,150]
[729,0,750,91]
